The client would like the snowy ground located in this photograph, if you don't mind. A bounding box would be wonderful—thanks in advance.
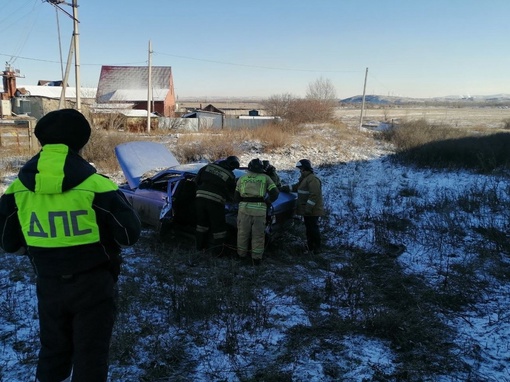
[1,125,510,381]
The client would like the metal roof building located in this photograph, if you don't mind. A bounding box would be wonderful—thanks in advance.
[96,66,176,117]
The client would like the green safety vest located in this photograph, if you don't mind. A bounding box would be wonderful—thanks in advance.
[237,173,275,217]
[5,146,118,248]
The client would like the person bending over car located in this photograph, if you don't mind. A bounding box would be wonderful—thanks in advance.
[262,160,282,188]
[0,109,141,382]
[195,155,240,256]
[234,158,279,265]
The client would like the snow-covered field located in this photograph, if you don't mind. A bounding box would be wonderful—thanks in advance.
[1,120,510,381]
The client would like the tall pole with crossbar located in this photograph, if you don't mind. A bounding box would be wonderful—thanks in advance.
[47,0,81,111]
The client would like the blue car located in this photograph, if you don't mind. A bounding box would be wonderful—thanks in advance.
[115,141,297,238]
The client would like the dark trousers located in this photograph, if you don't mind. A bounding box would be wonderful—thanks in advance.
[304,216,321,251]
[195,198,227,253]
[35,268,116,382]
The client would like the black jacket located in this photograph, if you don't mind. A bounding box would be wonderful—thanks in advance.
[195,161,236,204]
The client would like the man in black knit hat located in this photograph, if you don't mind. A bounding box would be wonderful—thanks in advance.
[0,109,141,382]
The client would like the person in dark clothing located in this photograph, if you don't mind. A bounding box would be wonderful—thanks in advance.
[280,159,324,253]
[195,155,240,255]
[0,109,141,382]
[262,160,282,188]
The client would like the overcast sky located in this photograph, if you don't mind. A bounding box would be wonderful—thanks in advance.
[1,0,509,99]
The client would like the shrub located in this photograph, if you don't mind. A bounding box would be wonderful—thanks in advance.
[287,98,336,124]
[242,122,290,151]
[81,129,135,173]
[384,119,467,152]
[173,131,241,163]
[173,123,297,163]
[260,93,295,120]
[391,123,510,172]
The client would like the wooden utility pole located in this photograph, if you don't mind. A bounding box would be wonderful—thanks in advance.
[147,40,152,133]
[359,67,368,130]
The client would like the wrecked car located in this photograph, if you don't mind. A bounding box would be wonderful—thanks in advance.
[114,141,297,239]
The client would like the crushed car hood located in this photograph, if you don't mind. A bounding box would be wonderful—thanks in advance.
[115,141,180,188]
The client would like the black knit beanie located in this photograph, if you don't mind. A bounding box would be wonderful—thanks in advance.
[34,109,91,152]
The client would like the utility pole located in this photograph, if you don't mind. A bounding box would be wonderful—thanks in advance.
[359,67,368,130]
[47,0,81,111]
[147,40,152,133]
[59,37,74,108]
[72,0,81,111]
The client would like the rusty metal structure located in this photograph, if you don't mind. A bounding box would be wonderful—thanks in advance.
[1,64,19,100]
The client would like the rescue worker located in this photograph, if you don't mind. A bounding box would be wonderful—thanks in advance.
[262,160,282,188]
[195,155,240,255]
[234,158,279,265]
[0,109,141,382]
[280,159,324,253]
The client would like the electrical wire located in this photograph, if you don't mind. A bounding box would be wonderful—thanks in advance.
[0,0,41,64]
[0,52,146,67]
[0,0,34,25]
[55,5,65,80]
[155,51,361,74]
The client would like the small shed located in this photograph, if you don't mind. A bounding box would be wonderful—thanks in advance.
[182,110,224,129]
[202,104,224,114]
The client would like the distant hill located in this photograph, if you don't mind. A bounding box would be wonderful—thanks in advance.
[341,94,510,105]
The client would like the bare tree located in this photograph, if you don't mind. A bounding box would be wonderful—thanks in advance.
[260,93,295,119]
[306,76,337,102]
[300,77,338,122]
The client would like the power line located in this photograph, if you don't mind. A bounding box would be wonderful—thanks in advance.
[0,52,146,66]
[0,0,36,26]
[154,51,361,73]
[0,0,41,63]
[1,49,361,74]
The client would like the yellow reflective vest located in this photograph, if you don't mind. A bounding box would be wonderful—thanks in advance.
[235,172,279,217]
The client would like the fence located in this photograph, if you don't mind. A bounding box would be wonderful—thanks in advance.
[0,119,37,152]
[158,117,275,131]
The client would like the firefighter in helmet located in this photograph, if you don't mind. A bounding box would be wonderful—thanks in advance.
[280,159,324,253]
[195,155,240,255]
[234,158,279,265]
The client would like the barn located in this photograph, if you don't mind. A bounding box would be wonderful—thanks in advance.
[95,66,176,117]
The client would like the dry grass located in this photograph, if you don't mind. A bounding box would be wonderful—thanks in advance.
[384,119,510,172]
[3,107,510,380]
[173,131,241,163]
[172,121,307,163]
[0,119,369,179]
[383,119,471,151]
[244,123,288,151]
[81,129,137,172]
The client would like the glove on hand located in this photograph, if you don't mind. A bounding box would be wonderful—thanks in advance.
[279,185,290,193]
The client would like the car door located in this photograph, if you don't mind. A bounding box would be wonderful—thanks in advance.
[132,187,167,228]
[160,175,187,225]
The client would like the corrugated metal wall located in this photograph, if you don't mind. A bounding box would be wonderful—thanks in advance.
[158,117,273,131]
